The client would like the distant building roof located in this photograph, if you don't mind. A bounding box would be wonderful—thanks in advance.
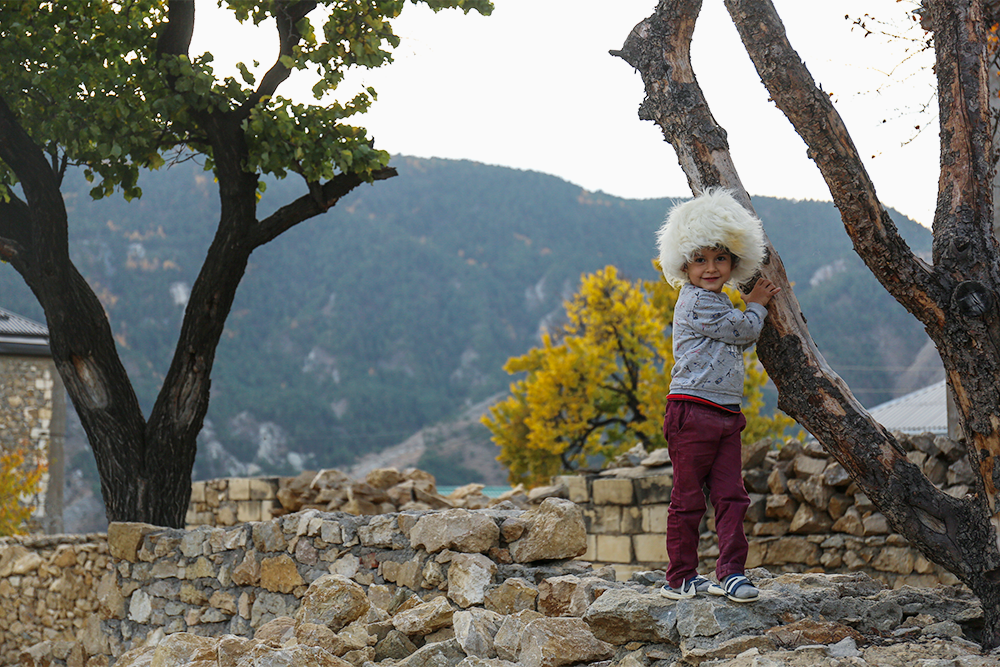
[0,307,50,356]
[869,380,947,436]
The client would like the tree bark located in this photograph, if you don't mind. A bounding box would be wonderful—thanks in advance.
[616,0,1000,649]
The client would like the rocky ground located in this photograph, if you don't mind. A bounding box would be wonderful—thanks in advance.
[96,564,999,667]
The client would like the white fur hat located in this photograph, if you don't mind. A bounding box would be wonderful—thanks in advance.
[656,188,766,287]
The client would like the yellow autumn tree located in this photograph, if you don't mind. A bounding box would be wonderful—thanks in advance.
[0,448,46,536]
[484,265,793,487]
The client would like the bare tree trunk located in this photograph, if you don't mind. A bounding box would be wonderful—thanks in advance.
[615,0,1000,649]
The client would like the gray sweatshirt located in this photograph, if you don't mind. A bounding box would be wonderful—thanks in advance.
[669,283,768,407]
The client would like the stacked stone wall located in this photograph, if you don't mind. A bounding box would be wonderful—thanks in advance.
[86,497,586,664]
[13,504,994,667]
[564,433,965,588]
[0,533,108,665]
[186,468,518,528]
[0,355,63,533]
[185,433,970,589]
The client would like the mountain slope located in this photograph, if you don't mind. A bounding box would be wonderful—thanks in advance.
[0,157,934,483]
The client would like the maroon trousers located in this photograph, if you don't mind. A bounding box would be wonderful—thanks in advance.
[663,399,750,588]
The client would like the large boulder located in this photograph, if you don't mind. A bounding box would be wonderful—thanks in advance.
[409,509,501,554]
[518,617,614,667]
[294,574,370,631]
[505,498,587,563]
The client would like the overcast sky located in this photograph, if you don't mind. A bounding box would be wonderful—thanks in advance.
[194,0,937,227]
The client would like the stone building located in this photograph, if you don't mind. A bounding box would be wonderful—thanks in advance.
[0,306,64,533]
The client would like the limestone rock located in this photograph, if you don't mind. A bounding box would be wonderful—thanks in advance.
[506,498,587,563]
[483,577,538,615]
[675,599,722,638]
[375,629,418,661]
[453,608,505,658]
[260,554,305,593]
[765,494,797,521]
[831,506,865,536]
[582,588,679,645]
[392,595,455,635]
[395,638,466,667]
[409,509,501,554]
[741,438,770,469]
[256,617,296,646]
[295,574,371,631]
[97,571,125,620]
[789,503,833,534]
[296,623,346,656]
[680,634,775,664]
[358,515,404,548]
[518,617,614,667]
[766,618,864,648]
[494,609,544,661]
[455,658,518,667]
[252,521,288,553]
[114,632,217,667]
[107,523,156,563]
[128,589,151,623]
[338,616,375,652]
[862,512,890,535]
[232,549,261,586]
[537,575,580,617]
[640,448,671,467]
[448,553,498,608]
[366,468,405,490]
[526,483,567,504]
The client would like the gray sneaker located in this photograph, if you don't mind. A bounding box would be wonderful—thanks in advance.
[661,574,714,600]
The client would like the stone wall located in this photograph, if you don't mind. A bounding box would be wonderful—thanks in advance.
[185,468,522,528]
[0,533,109,665]
[15,507,995,667]
[90,497,586,663]
[186,477,281,526]
[562,433,964,588]
[0,354,65,533]
[186,433,968,589]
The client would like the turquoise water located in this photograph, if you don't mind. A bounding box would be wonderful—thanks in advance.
[437,486,513,498]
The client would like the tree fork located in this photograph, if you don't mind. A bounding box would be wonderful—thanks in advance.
[616,0,1000,648]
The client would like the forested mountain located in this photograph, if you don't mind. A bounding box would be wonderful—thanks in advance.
[1,156,935,482]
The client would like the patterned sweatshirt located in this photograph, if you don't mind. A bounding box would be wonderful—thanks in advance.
[669,283,768,407]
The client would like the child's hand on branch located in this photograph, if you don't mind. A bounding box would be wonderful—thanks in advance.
[742,278,781,306]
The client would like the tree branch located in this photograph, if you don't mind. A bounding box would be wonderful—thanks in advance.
[927,0,998,274]
[723,0,946,333]
[0,94,70,266]
[249,166,397,248]
[155,0,195,58]
[235,1,318,119]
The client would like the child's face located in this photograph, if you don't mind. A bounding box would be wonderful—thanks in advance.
[683,247,732,292]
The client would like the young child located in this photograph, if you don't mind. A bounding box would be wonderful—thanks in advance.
[655,188,780,603]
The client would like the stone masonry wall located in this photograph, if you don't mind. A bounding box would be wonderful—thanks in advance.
[185,468,521,529]
[93,497,586,663]
[0,533,109,666]
[561,433,965,588]
[0,355,64,533]
[186,433,969,590]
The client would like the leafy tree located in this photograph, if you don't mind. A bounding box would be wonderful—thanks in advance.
[0,448,46,537]
[484,265,792,487]
[0,0,491,527]
[615,0,1000,648]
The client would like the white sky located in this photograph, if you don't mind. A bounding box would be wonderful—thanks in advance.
[194,0,938,227]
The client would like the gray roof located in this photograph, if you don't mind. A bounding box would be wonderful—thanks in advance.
[868,380,947,435]
[0,307,50,356]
